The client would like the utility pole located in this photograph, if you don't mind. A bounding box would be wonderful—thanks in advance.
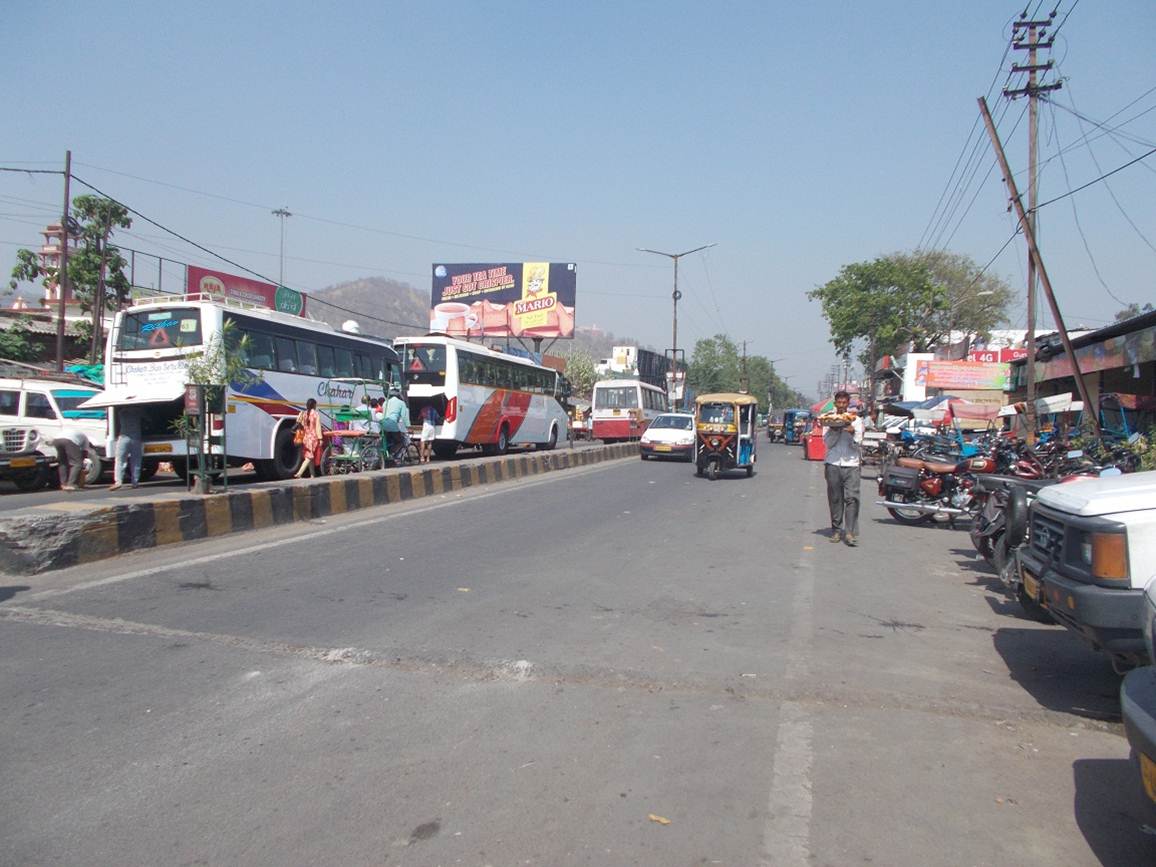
[272,207,292,286]
[978,96,1098,437]
[637,242,716,411]
[1004,12,1060,442]
[740,339,749,393]
[56,150,72,372]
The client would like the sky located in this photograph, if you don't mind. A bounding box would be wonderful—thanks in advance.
[4,0,1155,399]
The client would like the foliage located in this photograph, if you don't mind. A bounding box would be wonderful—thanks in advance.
[1114,302,1154,323]
[558,347,597,399]
[183,320,258,387]
[808,250,1013,367]
[0,316,37,362]
[686,334,806,412]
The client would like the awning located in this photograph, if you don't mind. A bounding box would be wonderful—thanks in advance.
[76,384,185,409]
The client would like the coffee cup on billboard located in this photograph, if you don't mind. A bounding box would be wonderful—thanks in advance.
[432,301,469,333]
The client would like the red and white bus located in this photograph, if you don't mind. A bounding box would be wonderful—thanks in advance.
[393,336,569,458]
[590,378,668,442]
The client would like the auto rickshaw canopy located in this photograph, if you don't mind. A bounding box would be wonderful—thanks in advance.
[695,392,759,406]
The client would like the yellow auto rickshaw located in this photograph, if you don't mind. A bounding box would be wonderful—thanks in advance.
[694,392,759,480]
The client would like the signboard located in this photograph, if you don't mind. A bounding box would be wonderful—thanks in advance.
[915,360,1010,390]
[968,347,1027,363]
[187,266,306,316]
[431,262,576,338]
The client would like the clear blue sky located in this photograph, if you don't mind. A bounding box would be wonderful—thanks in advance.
[4,1,1154,398]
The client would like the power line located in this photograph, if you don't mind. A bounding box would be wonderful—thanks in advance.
[1032,145,1156,210]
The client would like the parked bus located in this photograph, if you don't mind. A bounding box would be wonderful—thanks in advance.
[590,378,668,442]
[86,293,401,480]
[393,335,569,459]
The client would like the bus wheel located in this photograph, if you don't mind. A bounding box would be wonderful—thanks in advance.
[433,441,458,460]
[258,425,299,481]
[496,425,510,455]
[536,425,558,451]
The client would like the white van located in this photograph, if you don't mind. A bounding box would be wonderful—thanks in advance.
[0,373,107,490]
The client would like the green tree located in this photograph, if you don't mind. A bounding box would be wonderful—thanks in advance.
[1114,302,1154,322]
[0,316,38,362]
[808,250,1012,367]
[9,195,133,363]
[558,347,597,400]
[687,334,804,412]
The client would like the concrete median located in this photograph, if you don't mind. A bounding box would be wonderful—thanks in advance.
[0,443,637,575]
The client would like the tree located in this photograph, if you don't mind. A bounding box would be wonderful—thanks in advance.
[0,317,37,362]
[8,195,133,363]
[808,251,1013,367]
[687,334,803,411]
[1114,302,1154,322]
[558,347,597,400]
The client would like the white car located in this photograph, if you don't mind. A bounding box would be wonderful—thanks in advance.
[640,412,695,462]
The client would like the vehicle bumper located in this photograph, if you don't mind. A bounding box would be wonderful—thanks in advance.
[1019,549,1146,656]
[1122,667,1156,805]
[641,442,692,458]
[593,418,642,440]
[0,451,51,479]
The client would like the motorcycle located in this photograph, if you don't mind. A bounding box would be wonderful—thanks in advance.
[875,453,997,526]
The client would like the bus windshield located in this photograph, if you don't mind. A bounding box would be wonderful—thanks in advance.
[595,386,638,409]
[116,308,202,351]
[404,343,447,386]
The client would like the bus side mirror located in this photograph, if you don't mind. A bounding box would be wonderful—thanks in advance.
[1005,487,1028,549]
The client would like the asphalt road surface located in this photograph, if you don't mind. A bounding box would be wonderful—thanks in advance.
[2,442,1152,865]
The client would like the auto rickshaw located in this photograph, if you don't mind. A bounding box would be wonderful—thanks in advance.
[694,392,759,480]
[782,408,811,445]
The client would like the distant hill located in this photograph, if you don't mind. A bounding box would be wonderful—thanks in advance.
[307,276,653,362]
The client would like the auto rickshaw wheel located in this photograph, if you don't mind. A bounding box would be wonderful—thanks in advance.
[707,460,719,481]
[746,465,754,477]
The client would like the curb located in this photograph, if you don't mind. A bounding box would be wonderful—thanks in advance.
[0,443,638,576]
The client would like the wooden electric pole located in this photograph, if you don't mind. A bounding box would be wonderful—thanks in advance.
[56,150,72,372]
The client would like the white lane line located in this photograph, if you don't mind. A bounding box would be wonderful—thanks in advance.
[20,460,621,602]
[762,468,818,866]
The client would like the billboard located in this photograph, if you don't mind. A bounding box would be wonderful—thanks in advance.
[968,347,1027,363]
[431,262,576,339]
[186,266,306,316]
[915,360,1010,391]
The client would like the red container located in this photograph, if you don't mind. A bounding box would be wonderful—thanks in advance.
[804,429,827,461]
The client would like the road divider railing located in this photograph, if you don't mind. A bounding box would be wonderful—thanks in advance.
[0,443,638,575]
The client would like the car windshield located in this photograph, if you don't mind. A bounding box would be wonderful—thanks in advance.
[651,415,692,430]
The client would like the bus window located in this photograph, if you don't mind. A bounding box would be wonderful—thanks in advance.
[595,386,638,409]
[355,354,373,379]
[317,345,335,377]
[116,308,202,351]
[296,341,319,376]
[334,347,354,377]
[242,332,275,370]
[275,337,298,373]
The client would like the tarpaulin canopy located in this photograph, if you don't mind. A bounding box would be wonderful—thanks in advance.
[946,399,1001,421]
[77,383,185,409]
[998,392,1083,417]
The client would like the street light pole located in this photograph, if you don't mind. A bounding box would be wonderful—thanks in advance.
[272,207,292,286]
[637,243,716,410]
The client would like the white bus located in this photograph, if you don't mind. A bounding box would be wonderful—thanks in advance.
[393,335,569,458]
[88,293,401,480]
[590,378,668,442]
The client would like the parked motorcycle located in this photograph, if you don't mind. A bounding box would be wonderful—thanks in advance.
[875,454,997,525]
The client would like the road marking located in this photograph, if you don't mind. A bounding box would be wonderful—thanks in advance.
[762,470,818,866]
[19,461,622,602]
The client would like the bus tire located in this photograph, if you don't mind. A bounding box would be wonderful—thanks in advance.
[536,424,558,451]
[258,425,300,481]
[433,441,458,460]
[496,424,510,455]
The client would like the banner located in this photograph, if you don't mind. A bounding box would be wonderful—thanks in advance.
[969,347,1027,363]
[915,360,1010,390]
[430,262,577,338]
[186,266,306,316]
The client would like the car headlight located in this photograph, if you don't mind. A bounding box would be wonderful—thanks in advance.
[1079,531,1129,582]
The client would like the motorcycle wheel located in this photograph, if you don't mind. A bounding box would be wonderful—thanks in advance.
[886,493,931,525]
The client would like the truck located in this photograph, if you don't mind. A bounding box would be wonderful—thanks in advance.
[1008,470,1156,672]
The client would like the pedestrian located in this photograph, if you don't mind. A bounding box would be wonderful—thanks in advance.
[51,428,100,491]
[418,403,439,463]
[293,397,323,478]
[109,405,144,491]
[823,391,865,546]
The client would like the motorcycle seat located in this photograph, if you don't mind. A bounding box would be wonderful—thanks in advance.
[924,460,959,474]
[896,457,925,470]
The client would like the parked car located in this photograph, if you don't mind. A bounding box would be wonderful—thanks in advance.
[1122,575,1156,810]
[639,412,695,462]
[1008,470,1156,671]
[0,373,107,490]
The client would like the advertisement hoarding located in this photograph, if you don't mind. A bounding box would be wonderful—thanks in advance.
[915,360,1010,390]
[186,266,306,316]
[431,262,576,339]
[968,347,1027,363]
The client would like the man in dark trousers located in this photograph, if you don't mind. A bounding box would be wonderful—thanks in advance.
[823,391,864,546]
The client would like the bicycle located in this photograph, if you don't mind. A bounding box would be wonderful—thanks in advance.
[321,428,383,475]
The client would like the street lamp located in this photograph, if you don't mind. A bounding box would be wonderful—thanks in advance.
[637,242,717,410]
[272,207,292,286]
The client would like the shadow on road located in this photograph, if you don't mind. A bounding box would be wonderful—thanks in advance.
[0,585,31,603]
[1072,757,1156,865]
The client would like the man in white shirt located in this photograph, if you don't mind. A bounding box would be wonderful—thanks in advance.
[823,391,865,546]
[51,428,100,491]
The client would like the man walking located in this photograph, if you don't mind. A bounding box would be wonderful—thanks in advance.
[823,390,864,546]
[110,405,144,490]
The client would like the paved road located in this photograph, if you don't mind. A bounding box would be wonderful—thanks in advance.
[2,442,1152,865]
